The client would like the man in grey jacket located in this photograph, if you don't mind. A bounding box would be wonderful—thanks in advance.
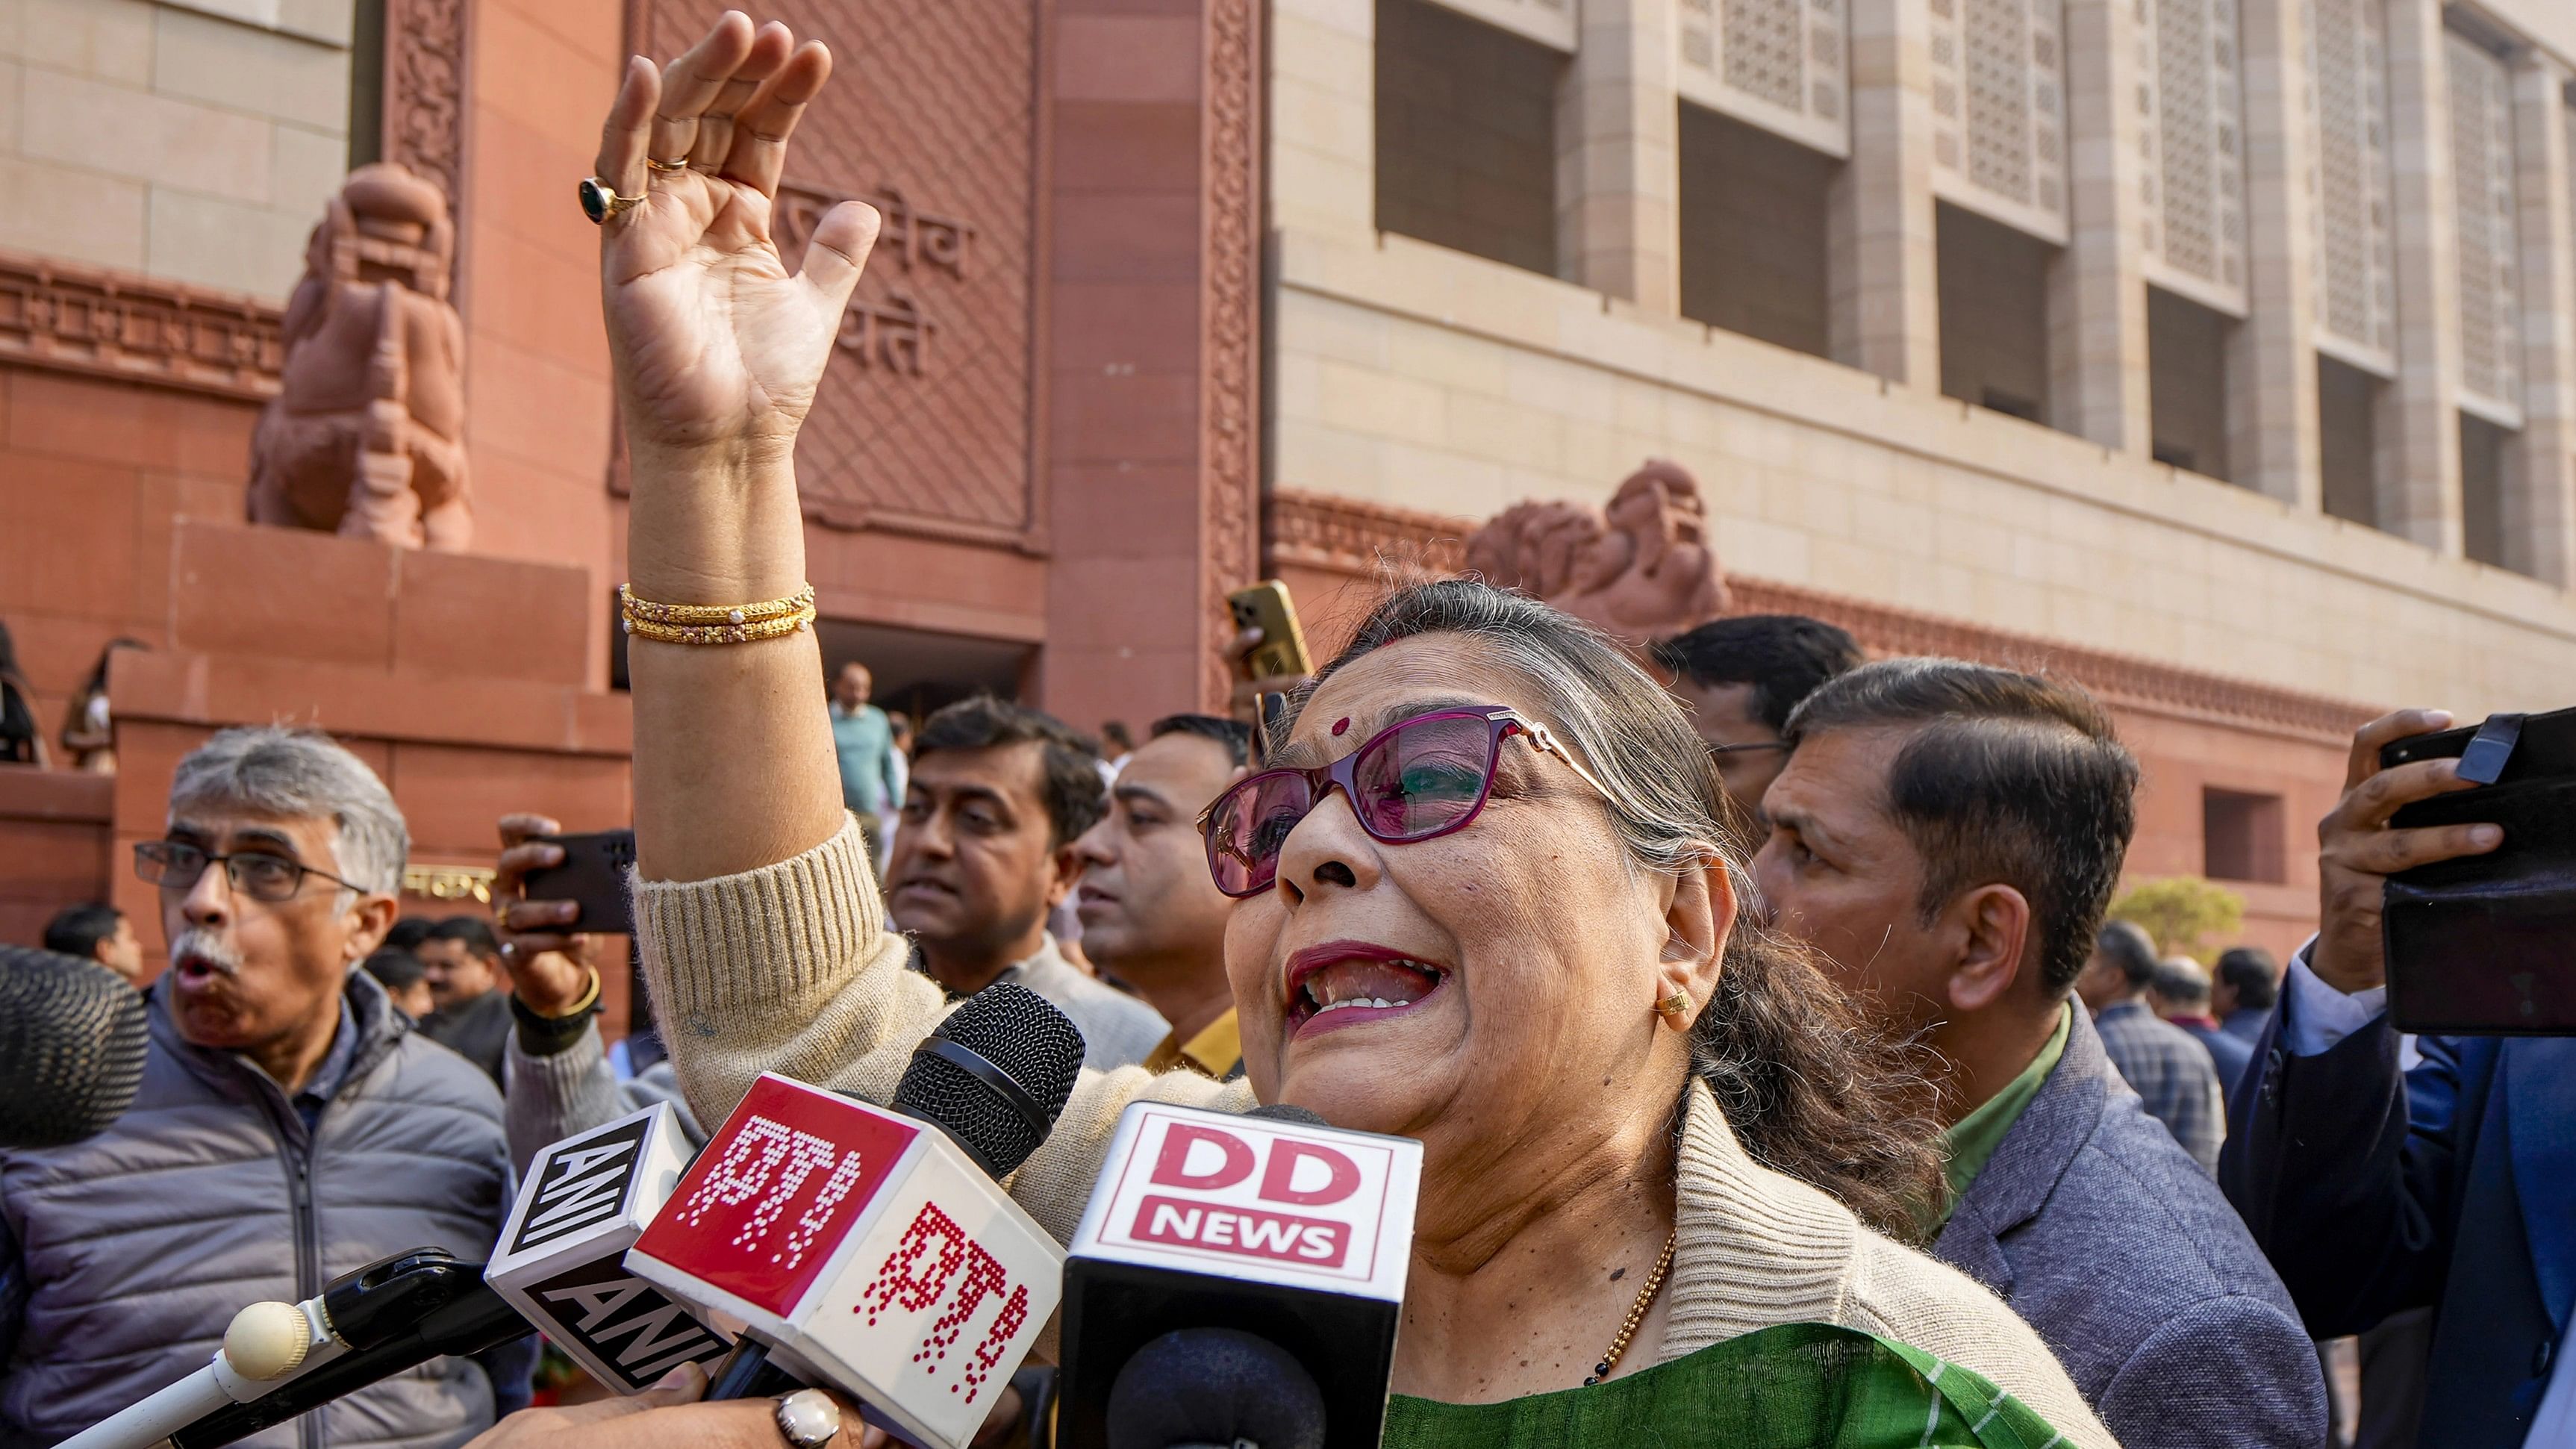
[0,726,526,1448]
[1753,660,2324,1449]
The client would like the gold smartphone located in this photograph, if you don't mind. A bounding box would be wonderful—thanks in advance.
[1226,579,1314,680]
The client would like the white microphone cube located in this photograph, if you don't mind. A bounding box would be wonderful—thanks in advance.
[486,1102,734,1393]
[626,1073,1064,1449]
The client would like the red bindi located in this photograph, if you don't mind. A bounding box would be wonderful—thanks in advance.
[1331,717,1351,736]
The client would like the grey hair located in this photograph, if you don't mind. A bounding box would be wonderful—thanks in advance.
[167,726,409,897]
[1297,580,1945,1241]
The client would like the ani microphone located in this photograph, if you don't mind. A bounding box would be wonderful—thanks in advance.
[483,1100,733,1392]
[0,944,148,1150]
[1058,1103,1423,1449]
[626,982,1084,1449]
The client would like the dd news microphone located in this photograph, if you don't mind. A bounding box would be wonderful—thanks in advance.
[626,982,1083,1449]
[0,944,149,1150]
[482,1100,733,1392]
[1058,1103,1423,1449]
[60,1248,496,1449]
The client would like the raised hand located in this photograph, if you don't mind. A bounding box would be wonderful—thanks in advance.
[599,13,867,885]
[593,11,879,466]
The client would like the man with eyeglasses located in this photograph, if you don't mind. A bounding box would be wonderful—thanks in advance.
[0,726,528,1445]
[1649,614,1863,837]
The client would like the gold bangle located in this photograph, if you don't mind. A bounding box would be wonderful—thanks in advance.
[618,582,817,628]
[623,605,817,646]
[529,966,603,1021]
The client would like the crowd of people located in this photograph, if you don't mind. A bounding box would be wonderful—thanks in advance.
[0,12,2563,1449]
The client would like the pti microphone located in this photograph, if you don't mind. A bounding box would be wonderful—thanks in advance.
[627,983,1084,1449]
[59,1248,491,1449]
[0,944,149,1149]
[1058,1102,1423,1449]
[482,1100,734,1392]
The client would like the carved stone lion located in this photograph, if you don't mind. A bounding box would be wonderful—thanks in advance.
[247,163,470,550]
[1462,459,1729,646]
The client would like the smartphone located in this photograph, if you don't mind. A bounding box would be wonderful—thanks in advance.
[520,829,637,935]
[1226,580,1314,681]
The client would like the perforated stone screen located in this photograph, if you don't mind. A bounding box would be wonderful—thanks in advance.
[1929,0,2069,243]
[2141,0,2247,313]
[2307,0,2395,370]
[1677,0,1852,158]
[2447,31,2519,420]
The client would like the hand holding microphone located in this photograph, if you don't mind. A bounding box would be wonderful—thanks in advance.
[627,982,1086,1449]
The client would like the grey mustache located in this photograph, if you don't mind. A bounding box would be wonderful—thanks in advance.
[168,929,242,976]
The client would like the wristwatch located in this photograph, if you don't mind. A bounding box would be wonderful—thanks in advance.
[774,1388,841,1448]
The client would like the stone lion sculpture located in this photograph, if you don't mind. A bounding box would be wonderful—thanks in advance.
[247,163,470,550]
[1463,459,1728,646]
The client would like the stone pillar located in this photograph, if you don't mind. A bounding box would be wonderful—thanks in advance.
[2227,0,2323,508]
[1269,0,1376,237]
[2048,0,2151,452]
[1041,0,1266,721]
[1830,0,1941,388]
[2507,52,2576,585]
[2373,0,2463,552]
[1555,0,1681,311]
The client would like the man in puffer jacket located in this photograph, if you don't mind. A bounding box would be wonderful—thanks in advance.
[0,726,528,1448]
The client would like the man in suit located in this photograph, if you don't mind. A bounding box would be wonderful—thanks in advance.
[1757,658,2324,1448]
[2075,921,2227,1172]
[2225,708,2570,1448]
[2214,944,2280,1045]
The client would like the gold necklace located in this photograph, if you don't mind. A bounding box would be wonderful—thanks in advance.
[1582,1228,1678,1386]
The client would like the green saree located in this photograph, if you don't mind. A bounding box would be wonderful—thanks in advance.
[1382,1322,2074,1448]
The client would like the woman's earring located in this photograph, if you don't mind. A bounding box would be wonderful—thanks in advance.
[1656,988,1691,1022]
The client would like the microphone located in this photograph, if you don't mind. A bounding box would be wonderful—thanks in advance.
[72,1100,723,1449]
[60,1249,495,1449]
[0,944,149,1149]
[483,1100,735,1392]
[627,982,1084,1449]
[1058,1103,1423,1449]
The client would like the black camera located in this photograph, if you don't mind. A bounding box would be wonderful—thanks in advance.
[2380,708,2576,1035]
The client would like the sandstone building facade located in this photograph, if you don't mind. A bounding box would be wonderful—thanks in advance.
[4,0,2573,965]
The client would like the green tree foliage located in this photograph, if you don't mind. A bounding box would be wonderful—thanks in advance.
[2109,877,2246,963]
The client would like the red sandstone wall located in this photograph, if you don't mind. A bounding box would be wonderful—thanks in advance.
[0,368,263,754]
[460,0,629,689]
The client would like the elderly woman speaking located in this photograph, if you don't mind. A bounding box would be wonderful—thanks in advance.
[585,13,2112,1446]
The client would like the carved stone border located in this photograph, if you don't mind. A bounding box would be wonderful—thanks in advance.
[1200,0,1264,711]
[382,0,471,257]
[1264,488,2377,739]
[0,250,284,401]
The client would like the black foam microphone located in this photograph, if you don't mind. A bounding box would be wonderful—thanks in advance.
[0,944,149,1149]
[1060,1103,1423,1449]
[1105,1328,1327,1449]
[628,983,1085,1449]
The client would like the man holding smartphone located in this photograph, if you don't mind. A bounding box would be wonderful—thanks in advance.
[2222,708,2564,1449]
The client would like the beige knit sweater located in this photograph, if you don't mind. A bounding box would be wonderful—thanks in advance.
[636,818,2117,1448]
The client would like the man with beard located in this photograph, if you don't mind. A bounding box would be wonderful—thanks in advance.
[888,697,1166,1069]
[1072,714,1252,1079]
[0,726,526,1444]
